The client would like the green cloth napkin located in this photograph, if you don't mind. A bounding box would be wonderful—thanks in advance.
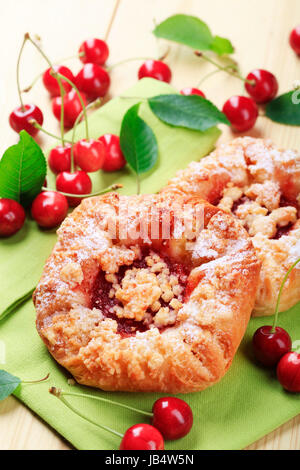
[1,78,299,450]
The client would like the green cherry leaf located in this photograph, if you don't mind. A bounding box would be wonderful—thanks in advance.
[0,130,47,207]
[211,35,234,55]
[153,14,213,51]
[0,370,21,401]
[120,103,158,175]
[148,94,229,131]
[265,91,300,126]
[153,14,234,55]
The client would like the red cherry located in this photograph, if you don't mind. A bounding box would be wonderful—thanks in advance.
[245,69,278,104]
[42,65,75,97]
[31,191,68,228]
[277,352,300,392]
[52,90,87,128]
[120,424,164,450]
[0,198,25,237]
[79,38,109,66]
[152,397,193,440]
[74,139,105,172]
[98,134,126,172]
[180,87,206,98]
[48,144,72,174]
[252,326,292,367]
[138,60,171,83]
[9,104,43,137]
[56,170,92,207]
[76,64,110,100]
[289,25,300,55]
[222,96,258,132]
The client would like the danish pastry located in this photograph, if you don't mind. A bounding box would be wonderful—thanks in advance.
[162,137,300,316]
[34,192,260,393]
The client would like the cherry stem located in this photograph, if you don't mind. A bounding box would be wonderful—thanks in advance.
[22,373,50,384]
[22,53,85,93]
[16,35,28,110]
[194,51,254,85]
[55,72,90,141]
[25,34,66,146]
[41,183,122,199]
[53,388,153,418]
[107,49,169,72]
[272,257,300,333]
[197,65,236,86]
[70,98,102,173]
[49,387,123,438]
[29,121,72,144]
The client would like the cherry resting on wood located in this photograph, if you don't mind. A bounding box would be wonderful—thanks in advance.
[0,198,26,237]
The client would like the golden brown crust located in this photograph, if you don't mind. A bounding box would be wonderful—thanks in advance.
[34,193,260,393]
[161,137,300,316]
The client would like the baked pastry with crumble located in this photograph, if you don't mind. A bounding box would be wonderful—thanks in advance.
[161,137,300,316]
[34,192,260,393]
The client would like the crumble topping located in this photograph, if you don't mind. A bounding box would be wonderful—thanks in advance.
[217,182,299,240]
[91,249,189,335]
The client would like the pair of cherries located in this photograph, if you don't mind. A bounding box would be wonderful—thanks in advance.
[222,68,278,132]
[0,193,70,238]
[120,396,193,450]
[253,326,300,393]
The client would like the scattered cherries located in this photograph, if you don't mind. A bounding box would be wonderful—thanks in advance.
[76,63,110,100]
[9,104,43,137]
[99,134,126,172]
[138,60,172,83]
[0,198,25,237]
[152,397,193,440]
[52,89,88,128]
[120,424,164,450]
[180,87,206,98]
[43,65,75,97]
[48,144,72,174]
[289,25,300,55]
[31,191,69,229]
[74,138,105,172]
[252,326,292,367]
[223,95,258,132]
[245,69,278,104]
[56,170,92,207]
[79,38,109,66]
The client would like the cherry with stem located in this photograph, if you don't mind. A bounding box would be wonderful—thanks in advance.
[49,387,192,440]
[252,257,300,367]
[25,34,66,144]
[49,387,164,450]
[9,34,44,137]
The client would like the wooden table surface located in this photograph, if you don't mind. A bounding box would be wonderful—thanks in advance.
[0,0,299,450]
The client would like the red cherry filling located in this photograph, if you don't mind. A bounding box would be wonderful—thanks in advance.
[91,249,189,336]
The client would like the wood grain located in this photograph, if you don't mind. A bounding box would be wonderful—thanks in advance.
[0,0,299,450]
